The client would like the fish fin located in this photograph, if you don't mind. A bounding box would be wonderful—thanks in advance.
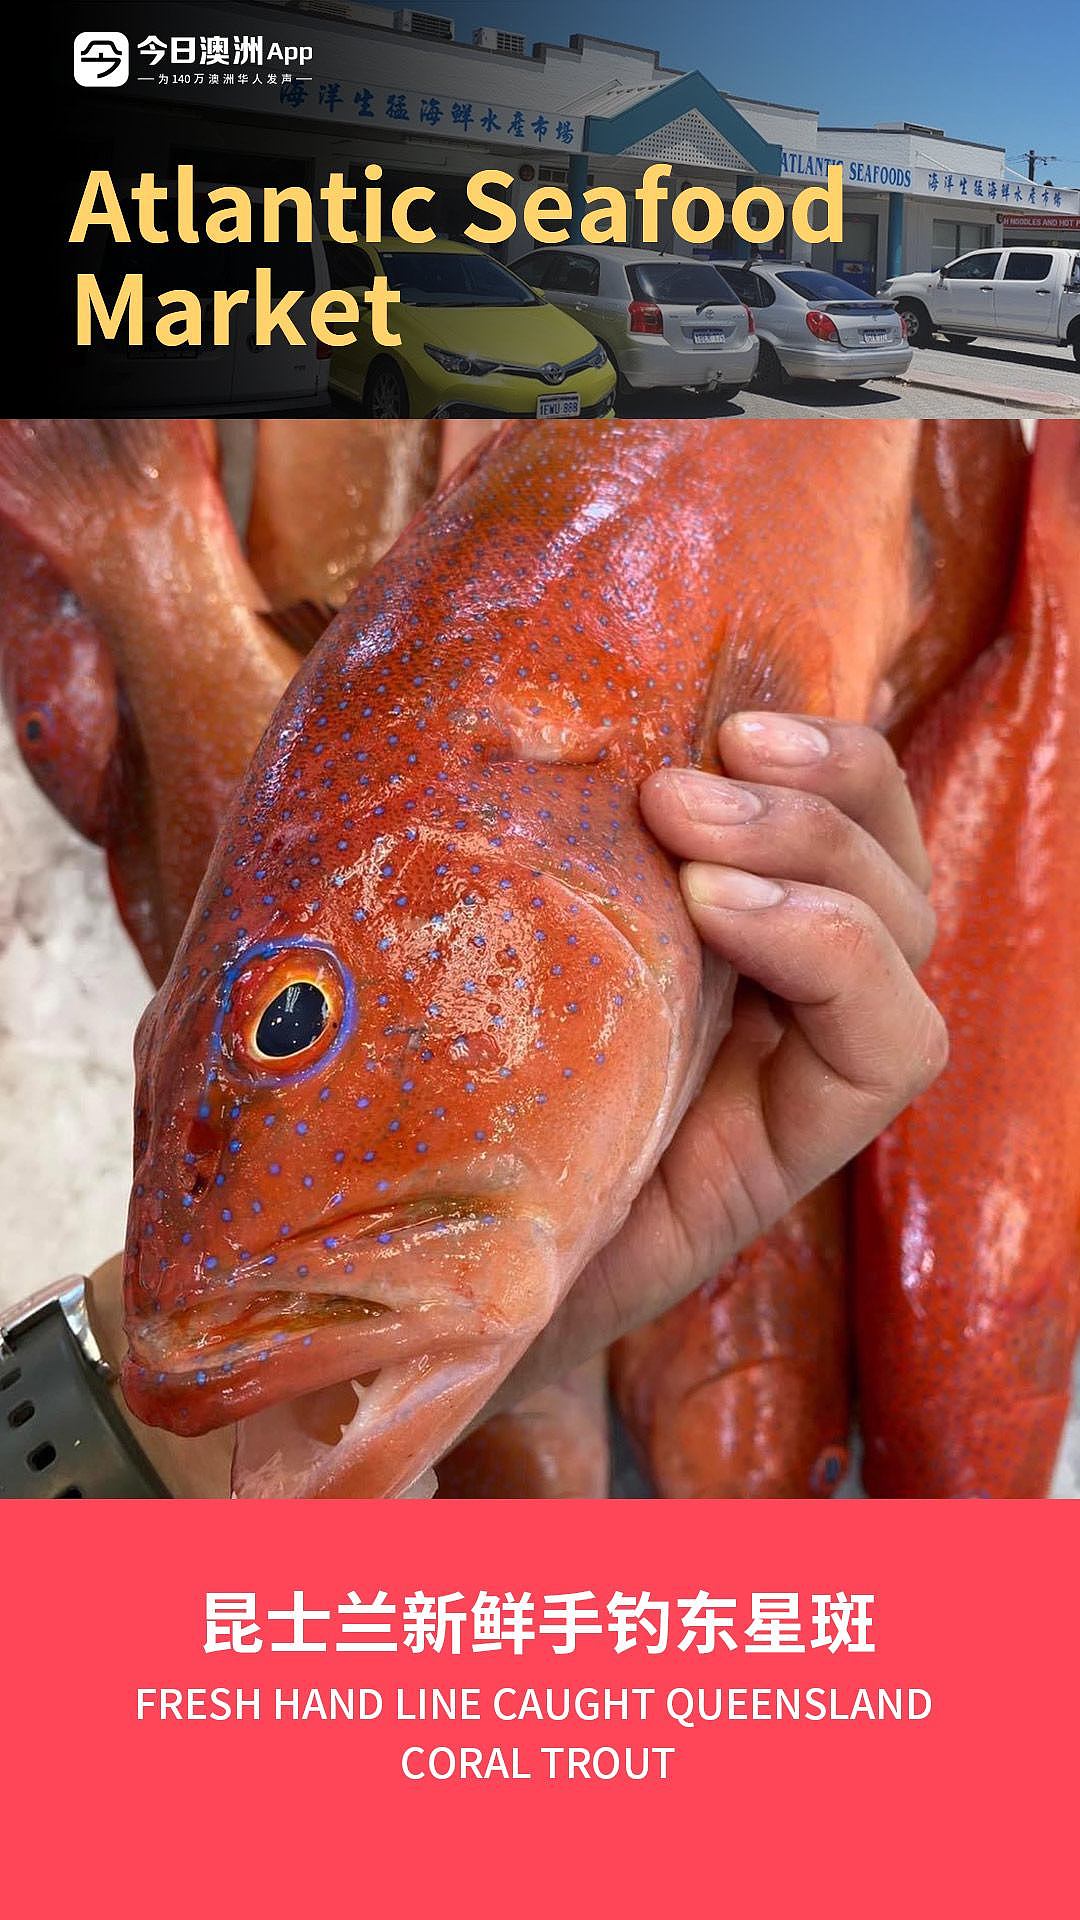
[693,614,837,765]
[269,598,336,655]
[0,419,213,570]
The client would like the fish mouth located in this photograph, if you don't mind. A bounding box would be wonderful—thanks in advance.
[122,1193,561,1499]
[127,1199,507,1402]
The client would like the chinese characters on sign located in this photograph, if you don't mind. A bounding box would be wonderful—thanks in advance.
[780,148,1079,213]
[922,169,1067,209]
[279,82,584,150]
[203,1589,877,1656]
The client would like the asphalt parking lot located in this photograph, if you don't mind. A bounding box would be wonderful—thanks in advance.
[326,335,1077,420]
[617,334,1079,421]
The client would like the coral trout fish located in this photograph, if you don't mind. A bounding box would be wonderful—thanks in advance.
[611,421,1032,1502]
[855,422,1080,1497]
[885,421,1029,742]
[0,522,118,844]
[0,418,926,1499]
[436,1354,610,1497]
[246,422,440,614]
[613,1181,848,1497]
[0,421,297,982]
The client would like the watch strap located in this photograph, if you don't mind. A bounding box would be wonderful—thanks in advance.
[1,1284,170,1499]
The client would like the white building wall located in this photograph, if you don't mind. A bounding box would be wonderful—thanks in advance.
[727,96,820,152]
[824,125,1008,181]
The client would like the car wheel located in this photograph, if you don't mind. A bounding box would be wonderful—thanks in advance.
[897,302,932,348]
[753,341,786,394]
[363,360,410,419]
[1069,323,1080,366]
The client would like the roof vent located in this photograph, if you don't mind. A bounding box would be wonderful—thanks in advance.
[473,26,527,55]
[394,9,455,41]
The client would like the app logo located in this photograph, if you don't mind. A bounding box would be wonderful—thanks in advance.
[73,32,129,87]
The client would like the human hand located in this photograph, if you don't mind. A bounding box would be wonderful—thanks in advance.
[494,709,947,1407]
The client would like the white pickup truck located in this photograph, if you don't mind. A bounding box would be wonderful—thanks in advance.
[881,245,1080,361]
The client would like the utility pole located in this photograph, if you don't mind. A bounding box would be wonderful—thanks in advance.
[1026,148,1060,181]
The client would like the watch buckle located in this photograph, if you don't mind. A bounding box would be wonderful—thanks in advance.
[1,1275,113,1380]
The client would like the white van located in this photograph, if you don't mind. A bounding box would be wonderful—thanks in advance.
[76,184,332,412]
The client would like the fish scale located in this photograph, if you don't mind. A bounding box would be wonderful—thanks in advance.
[0,416,927,1499]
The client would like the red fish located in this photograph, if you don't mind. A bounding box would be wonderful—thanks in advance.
[246,422,440,615]
[854,421,1080,1497]
[886,421,1030,741]
[0,523,118,844]
[0,419,927,1499]
[611,421,1032,1502]
[613,1181,848,1497]
[435,1354,610,1498]
[0,420,298,982]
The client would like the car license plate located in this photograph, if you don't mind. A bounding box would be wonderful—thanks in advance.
[536,394,581,418]
[861,329,892,345]
[692,328,726,346]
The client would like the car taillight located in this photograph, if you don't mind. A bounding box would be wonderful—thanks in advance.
[628,299,664,335]
[805,310,841,344]
[744,306,756,334]
[898,311,910,339]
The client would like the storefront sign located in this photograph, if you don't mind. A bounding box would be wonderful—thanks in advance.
[270,76,585,151]
[999,210,1080,230]
[780,148,1080,213]
[781,150,912,189]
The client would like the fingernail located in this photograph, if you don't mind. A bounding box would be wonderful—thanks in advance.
[667,771,763,823]
[731,713,830,765]
[684,864,786,910]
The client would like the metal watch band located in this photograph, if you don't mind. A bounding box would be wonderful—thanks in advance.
[1,1279,170,1499]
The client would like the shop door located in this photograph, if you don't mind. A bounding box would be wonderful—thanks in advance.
[834,214,879,293]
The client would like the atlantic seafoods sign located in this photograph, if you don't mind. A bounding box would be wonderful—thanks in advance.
[780,146,1080,211]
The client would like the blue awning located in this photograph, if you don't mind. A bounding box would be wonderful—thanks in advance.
[584,71,783,176]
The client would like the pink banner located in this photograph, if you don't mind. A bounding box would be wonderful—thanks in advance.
[3,1500,1074,1914]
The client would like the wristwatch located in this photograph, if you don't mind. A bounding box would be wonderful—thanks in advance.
[1,1277,169,1498]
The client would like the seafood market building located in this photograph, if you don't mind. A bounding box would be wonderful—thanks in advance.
[131,5,1080,288]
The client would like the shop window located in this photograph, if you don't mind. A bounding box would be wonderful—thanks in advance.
[1003,252,1053,280]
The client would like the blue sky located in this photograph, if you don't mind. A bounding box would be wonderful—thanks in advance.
[444,0,1079,181]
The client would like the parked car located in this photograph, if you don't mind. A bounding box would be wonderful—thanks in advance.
[80,186,332,412]
[513,247,758,397]
[325,238,614,419]
[717,260,912,391]
[881,246,1080,359]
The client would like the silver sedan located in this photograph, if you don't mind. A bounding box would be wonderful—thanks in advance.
[716,261,912,390]
[513,246,759,396]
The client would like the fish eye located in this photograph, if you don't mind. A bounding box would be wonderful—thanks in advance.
[22,708,48,747]
[218,942,352,1084]
[253,981,328,1060]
